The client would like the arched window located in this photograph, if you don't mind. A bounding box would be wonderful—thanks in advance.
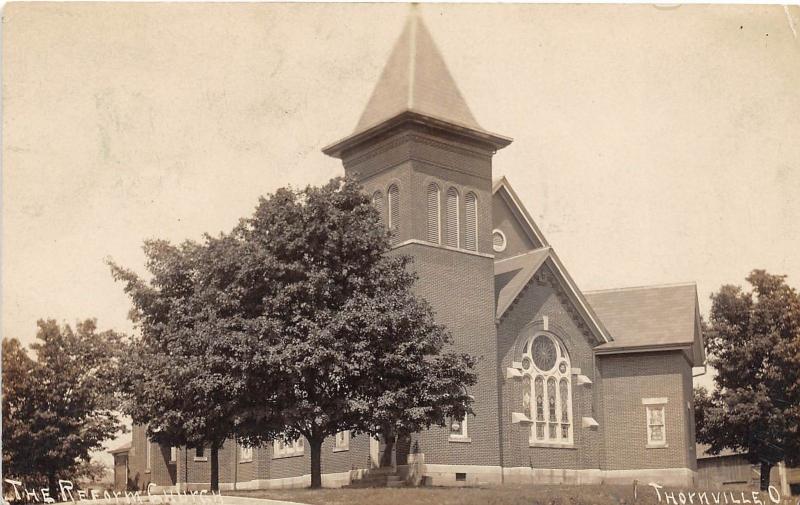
[387,184,400,245]
[372,191,384,226]
[426,183,441,244]
[464,192,478,251]
[519,333,573,445]
[445,187,459,248]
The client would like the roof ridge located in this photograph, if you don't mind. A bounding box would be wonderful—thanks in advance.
[584,281,697,295]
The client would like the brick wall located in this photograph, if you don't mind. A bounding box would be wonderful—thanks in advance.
[167,433,372,487]
[128,425,149,490]
[399,243,500,468]
[496,268,602,471]
[597,351,694,471]
[342,120,502,472]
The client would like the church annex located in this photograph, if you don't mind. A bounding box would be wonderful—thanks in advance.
[119,10,704,490]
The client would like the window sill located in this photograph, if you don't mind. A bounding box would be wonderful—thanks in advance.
[646,444,669,449]
[145,469,151,474]
[169,460,177,465]
[529,442,576,449]
[239,459,253,464]
[449,436,471,443]
[194,457,208,462]
[272,453,304,460]
[333,447,350,453]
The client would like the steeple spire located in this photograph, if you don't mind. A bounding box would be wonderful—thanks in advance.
[354,5,482,134]
[323,6,511,159]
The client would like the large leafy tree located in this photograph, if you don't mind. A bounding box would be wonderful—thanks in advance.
[111,177,477,490]
[696,270,800,490]
[1,320,125,495]
[228,177,477,487]
[110,235,280,491]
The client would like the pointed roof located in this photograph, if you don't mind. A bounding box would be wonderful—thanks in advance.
[494,248,612,344]
[355,9,482,134]
[493,176,549,249]
[322,8,511,159]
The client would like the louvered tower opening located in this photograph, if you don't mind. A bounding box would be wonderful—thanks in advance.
[445,187,460,248]
[372,191,384,226]
[426,183,441,244]
[388,184,400,245]
[465,192,477,251]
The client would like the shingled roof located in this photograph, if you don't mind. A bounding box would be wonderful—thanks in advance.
[584,283,704,363]
[494,248,611,344]
[353,9,482,135]
[322,8,511,158]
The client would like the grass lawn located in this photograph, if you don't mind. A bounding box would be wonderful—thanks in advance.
[229,483,663,505]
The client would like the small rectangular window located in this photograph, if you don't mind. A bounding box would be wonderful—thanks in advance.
[194,446,207,461]
[169,446,178,463]
[273,438,304,458]
[239,445,253,462]
[448,416,469,442]
[455,472,467,482]
[642,398,668,448]
[333,431,350,452]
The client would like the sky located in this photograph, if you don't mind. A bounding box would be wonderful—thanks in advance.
[3,2,800,459]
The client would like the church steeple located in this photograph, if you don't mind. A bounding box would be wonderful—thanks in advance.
[323,6,510,159]
[354,7,481,134]
[320,10,506,460]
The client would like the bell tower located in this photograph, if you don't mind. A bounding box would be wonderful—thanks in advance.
[323,7,511,480]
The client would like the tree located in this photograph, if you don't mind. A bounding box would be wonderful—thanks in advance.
[224,177,477,487]
[111,177,477,489]
[1,320,125,496]
[110,236,280,492]
[696,270,800,490]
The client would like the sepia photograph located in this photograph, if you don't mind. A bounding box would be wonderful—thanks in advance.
[2,3,799,505]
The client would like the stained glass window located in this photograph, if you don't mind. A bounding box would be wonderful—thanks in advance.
[520,333,573,446]
[532,335,557,371]
[522,375,531,414]
[535,376,544,421]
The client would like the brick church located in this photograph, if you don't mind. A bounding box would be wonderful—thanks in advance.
[116,10,704,491]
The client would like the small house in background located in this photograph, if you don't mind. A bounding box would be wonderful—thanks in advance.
[696,444,797,495]
[110,442,132,492]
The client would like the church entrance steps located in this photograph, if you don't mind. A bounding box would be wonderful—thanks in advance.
[344,467,407,488]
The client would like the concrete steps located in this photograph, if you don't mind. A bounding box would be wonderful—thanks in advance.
[345,468,406,488]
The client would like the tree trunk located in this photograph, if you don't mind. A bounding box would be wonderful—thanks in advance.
[309,437,323,489]
[760,461,773,491]
[380,427,395,468]
[48,472,58,502]
[210,445,220,492]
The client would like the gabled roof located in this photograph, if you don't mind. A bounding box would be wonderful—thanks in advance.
[492,176,549,249]
[585,283,704,364]
[354,9,482,135]
[495,248,612,344]
[495,248,550,316]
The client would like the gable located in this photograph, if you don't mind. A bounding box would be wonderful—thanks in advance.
[495,248,611,344]
[491,177,547,260]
